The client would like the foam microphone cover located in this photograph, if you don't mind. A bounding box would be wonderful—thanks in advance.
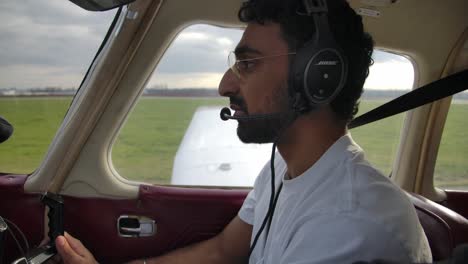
[220,107,232,121]
[0,116,13,143]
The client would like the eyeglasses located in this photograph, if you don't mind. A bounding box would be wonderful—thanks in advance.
[228,51,296,78]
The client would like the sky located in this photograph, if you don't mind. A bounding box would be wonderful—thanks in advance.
[0,0,414,91]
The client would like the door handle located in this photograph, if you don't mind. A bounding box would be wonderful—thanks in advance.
[120,227,142,233]
[118,215,156,237]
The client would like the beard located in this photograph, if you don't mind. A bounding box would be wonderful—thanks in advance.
[237,113,291,143]
[234,85,292,144]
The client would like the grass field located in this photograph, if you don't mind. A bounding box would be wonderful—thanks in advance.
[0,96,466,188]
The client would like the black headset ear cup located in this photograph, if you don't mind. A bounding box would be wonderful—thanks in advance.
[303,47,347,104]
[292,42,348,107]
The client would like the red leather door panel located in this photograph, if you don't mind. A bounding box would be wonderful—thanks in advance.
[0,174,44,263]
[0,174,249,263]
[61,184,248,263]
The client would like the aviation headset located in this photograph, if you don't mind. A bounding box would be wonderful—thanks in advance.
[248,0,349,256]
[290,0,348,112]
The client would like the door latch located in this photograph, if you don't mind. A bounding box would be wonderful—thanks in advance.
[118,215,156,237]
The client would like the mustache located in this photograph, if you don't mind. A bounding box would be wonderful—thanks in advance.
[229,96,247,111]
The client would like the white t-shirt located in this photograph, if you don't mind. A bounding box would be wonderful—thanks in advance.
[238,134,432,264]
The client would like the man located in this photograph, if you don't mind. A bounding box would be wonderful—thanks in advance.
[55,0,432,263]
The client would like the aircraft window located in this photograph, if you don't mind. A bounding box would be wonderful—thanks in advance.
[0,1,116,174]
[352,51,413,176]
[112,24,245,185]
[434,97,468,190]
[112,24,414,186]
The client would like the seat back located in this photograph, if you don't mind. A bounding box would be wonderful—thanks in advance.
[409,193,468,261]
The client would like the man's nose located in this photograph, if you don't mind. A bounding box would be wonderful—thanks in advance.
[218,69,240,97]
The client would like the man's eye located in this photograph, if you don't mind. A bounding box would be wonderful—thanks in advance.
[237,60,255,71]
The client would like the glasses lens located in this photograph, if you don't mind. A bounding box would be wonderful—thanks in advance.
[228,52,240,77]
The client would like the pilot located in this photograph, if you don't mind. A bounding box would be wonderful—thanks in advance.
[55,0,432,263]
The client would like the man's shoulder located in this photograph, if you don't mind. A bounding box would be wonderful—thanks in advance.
[294,158,431,263]
[283,211,431,264]
[296,151,425,245]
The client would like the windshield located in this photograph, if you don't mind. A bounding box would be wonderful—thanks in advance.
[0,1,116,174]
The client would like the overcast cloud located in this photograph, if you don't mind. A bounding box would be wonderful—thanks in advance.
[0,0,116,89]
[0,1,413,90]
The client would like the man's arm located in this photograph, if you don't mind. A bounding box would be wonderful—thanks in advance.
[137,216,252,264]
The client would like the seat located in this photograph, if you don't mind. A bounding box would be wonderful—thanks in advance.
[408,193,468,261]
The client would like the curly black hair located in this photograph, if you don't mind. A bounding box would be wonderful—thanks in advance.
[238,0,374,122]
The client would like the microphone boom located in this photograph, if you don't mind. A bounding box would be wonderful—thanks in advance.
[219,107,286,121]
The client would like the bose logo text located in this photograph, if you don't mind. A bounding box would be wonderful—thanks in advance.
[316,61,338,66]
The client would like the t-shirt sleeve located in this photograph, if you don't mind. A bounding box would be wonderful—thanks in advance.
[238,188,256,225]
[238,161,270,225]
[280,214,415,264]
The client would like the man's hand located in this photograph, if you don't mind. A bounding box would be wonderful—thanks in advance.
[55,232,98,264]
